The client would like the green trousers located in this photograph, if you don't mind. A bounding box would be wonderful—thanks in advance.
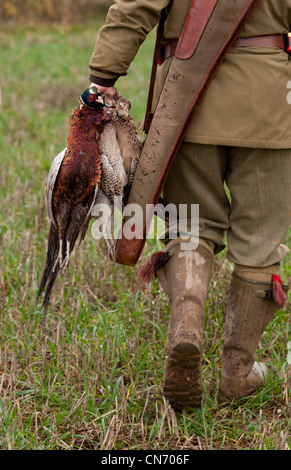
[162,143,291,267]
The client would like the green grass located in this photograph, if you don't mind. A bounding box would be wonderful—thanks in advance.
[0,22,290,451]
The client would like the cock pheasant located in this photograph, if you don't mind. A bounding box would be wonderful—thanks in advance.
[37,87,141,314]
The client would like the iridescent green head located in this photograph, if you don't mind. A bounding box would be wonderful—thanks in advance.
[79,86,105,110]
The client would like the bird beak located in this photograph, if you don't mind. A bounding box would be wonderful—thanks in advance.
[97,96,104,105]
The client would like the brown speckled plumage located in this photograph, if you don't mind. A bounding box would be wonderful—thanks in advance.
[37,92,141,315]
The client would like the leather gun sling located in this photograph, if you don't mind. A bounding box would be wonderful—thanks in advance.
[115,0,260,266]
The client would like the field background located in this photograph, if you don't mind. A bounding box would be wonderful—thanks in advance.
[0,1,290,451]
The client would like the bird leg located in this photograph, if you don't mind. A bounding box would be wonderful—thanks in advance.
[60,240,71,276]
[52,238,63,273]
[104,229,116,260]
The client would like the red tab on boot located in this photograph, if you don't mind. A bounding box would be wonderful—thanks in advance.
[139,251,170,283]
[272,275,287,309]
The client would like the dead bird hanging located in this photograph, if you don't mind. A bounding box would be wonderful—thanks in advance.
[37,87,141,313]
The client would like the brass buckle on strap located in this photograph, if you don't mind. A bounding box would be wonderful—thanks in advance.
[284,32,291,55]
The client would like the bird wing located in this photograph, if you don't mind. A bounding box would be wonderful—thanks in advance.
[127,153,139,187]
[45,147,67,227]
[98,122,127,204]
[100,153,126,210]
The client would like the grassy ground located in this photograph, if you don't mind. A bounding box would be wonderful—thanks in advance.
[0,22,290,451]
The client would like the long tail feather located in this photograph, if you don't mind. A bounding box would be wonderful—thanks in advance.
[41,263,61,315]
[38,225,83,310]
[36,224,59,302]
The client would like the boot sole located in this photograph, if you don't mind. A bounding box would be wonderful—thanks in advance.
[163,342,202,411]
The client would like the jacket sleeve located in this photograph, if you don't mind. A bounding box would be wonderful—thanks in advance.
[89,0,170,86]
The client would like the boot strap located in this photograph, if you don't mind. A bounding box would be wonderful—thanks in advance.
[233,272,289,303]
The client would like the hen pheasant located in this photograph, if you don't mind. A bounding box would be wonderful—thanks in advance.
[37,87,141,313]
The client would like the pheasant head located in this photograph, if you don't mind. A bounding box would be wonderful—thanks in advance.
[79,86,105,110]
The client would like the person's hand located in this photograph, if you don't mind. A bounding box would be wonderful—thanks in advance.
[79,83,116,111]
[90,83,116,96]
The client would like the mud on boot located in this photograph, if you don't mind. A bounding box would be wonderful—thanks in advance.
[219,266,288,403]
[164,339,202,411]
[156,241,213,411]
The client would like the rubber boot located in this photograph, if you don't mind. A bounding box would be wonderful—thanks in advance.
[156,242,213,411]
[219,266,289,403]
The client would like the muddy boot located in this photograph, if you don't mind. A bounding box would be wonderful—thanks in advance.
[156,242,213,411]
[219,265,289,403]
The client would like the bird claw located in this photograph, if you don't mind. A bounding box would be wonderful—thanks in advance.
[59,258,70,277]
[102,233,116,261]
[106,242,115,261]
[108,245,116,262]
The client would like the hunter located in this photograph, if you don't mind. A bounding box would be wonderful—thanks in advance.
[86,0,290,411]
